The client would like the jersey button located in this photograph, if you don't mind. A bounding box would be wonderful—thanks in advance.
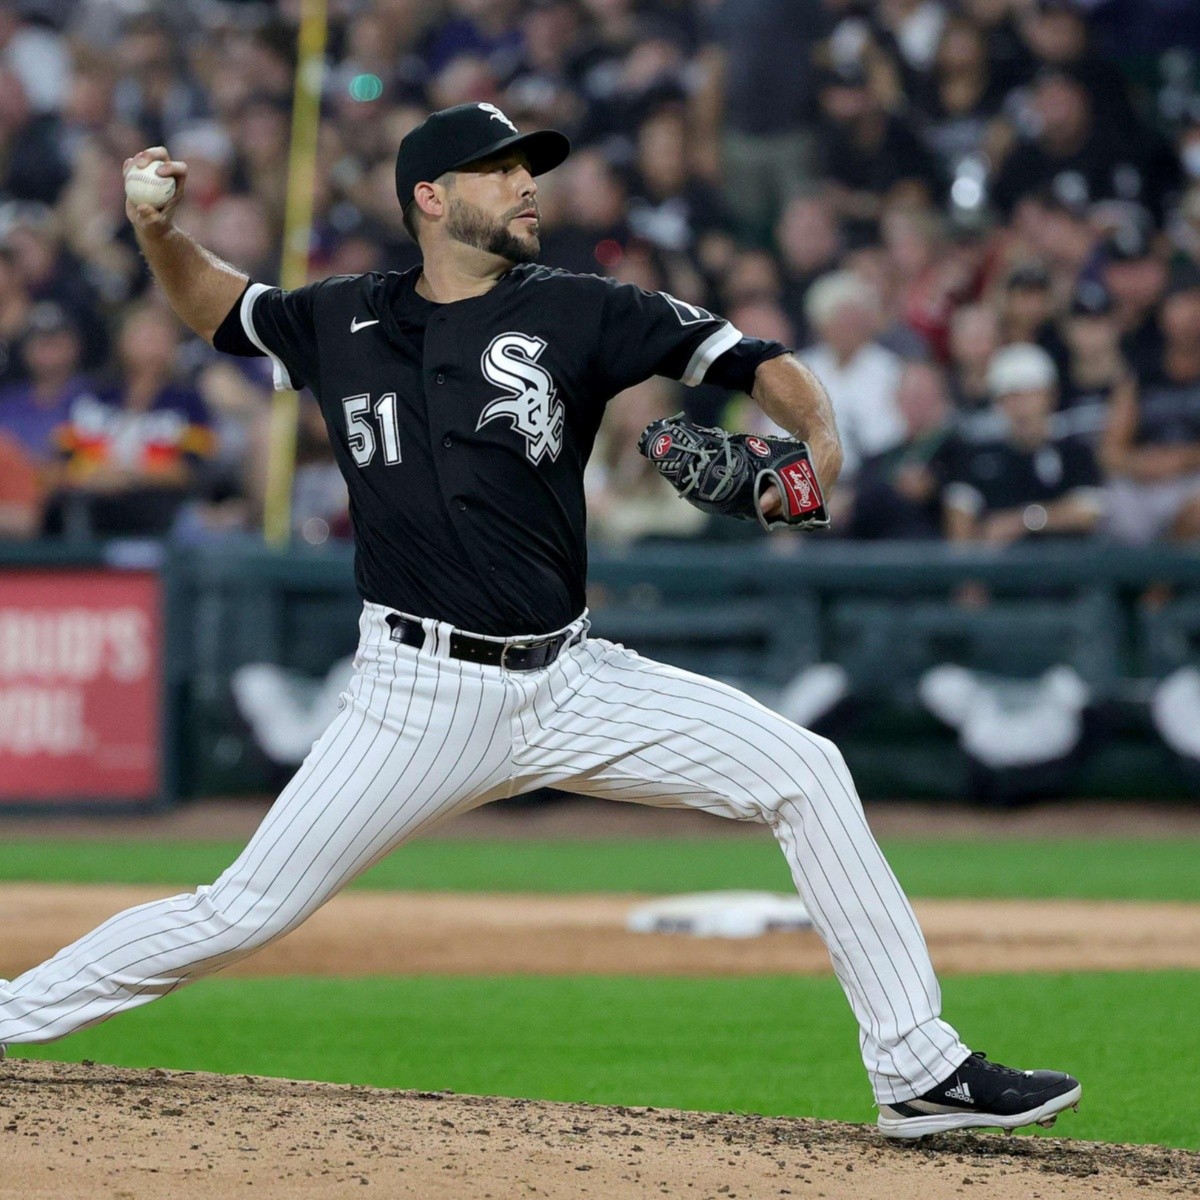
[442,436,453,448]
[435,372,446,384]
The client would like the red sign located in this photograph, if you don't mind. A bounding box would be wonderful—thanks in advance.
[0,571,161,803]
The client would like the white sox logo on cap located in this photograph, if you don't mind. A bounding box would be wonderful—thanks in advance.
[478,332,564,464]
[477,102,519,134]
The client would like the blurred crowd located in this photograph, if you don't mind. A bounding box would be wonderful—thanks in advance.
[1,0,1199,549]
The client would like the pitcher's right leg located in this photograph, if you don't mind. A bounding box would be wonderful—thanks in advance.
[0,632,515,1047]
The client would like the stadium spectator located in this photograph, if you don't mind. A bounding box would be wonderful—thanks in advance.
[0,65,70,205]
[944,343,1103,543]
[882,205,973,359]
[1175,185,1200,271]
[182,351,273,541]
[700,0,828,244]
[911,15,1007,178]
[200,193,278,284]
[850,360,958,539]
[960,0,1033,94]
[539,147,630,275]
[0,6,69,116]
[947,302,1001,418]
[0,0,1190,551]
[424,0,524,80]
[797,270,905,478]
[0,201,108,371]
[1101,215,1169,380]
[59,50,120,156]
[1101,266,1200,544]
[727,296,796,351]
[776,192,843,344]
[291,399,351,547]
[45,303,212,539]
[816,59,943,229]
[586,376,706,546]
[0,302,93,464]
[0,430,40,539]
[229,94,293,226]
[718,248,784,311]
[990,67,1168,224]
[625,104,731,258]
[1017,0,1142,144]
[996,261,1068,378]
[170,121,236,214]
[0,238,31,388]
[1057,281,1133,448]
[874,0,948,75]
[1007,191,1094,293]
[113,14,208,147]
[57,139,148,312]
[504,0,583,132]
[842,239,932,361]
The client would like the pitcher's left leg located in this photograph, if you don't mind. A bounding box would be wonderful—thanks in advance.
[518,638,969,1103]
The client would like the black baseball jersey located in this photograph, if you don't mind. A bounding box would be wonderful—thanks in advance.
[223,264,781,636]
[942,435,1102,519]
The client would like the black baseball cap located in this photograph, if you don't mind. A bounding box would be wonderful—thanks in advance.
[394,103,571,213]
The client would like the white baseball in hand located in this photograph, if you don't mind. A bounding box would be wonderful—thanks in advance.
[124,164,176,209]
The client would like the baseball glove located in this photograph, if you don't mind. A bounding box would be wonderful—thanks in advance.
[637,414,830,531]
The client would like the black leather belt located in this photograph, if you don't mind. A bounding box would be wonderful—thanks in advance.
[385,613,582,672]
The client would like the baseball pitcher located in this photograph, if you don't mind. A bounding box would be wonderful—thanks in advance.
[0,104,1080,1139]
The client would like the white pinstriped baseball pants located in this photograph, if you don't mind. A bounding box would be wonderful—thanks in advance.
[0,603,969,1104]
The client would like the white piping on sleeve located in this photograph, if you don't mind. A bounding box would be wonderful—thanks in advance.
[240,282,296,392]
[681,322,743,387]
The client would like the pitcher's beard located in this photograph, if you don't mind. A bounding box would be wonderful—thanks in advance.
[446,196,539,263]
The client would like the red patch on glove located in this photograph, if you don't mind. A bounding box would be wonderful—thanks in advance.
[777,458,823,517]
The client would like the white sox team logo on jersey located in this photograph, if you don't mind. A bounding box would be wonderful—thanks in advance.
[478,332,564,464]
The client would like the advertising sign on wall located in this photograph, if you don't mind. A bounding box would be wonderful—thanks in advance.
[0,571,162,804]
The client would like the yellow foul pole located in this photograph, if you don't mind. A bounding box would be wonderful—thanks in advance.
[264,0,328,547]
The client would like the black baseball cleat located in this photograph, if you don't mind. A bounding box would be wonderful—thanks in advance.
[877,1052,1081,1139]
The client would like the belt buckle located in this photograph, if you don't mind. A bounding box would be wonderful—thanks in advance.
[501,635,553,671]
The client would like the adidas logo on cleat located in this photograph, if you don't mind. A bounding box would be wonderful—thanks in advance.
[944,1082,973,1104]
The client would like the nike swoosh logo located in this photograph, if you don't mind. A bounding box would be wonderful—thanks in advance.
[351,317,379,333]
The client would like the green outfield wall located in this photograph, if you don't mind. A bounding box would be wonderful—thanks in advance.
[1,540,1198,806]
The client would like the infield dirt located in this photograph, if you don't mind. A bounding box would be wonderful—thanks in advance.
[3,884,1199,978]
[2,1060,1197,1200]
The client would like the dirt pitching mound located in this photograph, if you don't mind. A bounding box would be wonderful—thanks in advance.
[1,1061,1196,1200]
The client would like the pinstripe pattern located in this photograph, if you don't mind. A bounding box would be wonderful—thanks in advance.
[0,606,966,1105]
[505,637,969,1104]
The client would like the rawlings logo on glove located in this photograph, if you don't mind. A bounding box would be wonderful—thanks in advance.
[637,414,830,531]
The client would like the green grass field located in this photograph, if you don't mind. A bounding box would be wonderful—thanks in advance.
[6,836,1200,900]
[5,836,1199,1150]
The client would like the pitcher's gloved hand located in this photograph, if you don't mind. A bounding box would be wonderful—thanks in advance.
[637,414,830,531]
